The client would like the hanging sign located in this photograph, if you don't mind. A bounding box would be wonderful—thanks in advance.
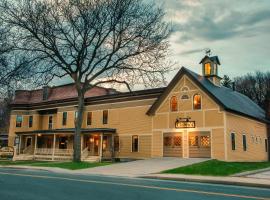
[175,117,195,128]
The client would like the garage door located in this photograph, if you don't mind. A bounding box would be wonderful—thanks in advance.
[189,131,211,158]
[163,132,183,157]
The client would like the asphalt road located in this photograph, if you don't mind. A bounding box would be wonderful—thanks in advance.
[0,168,269,200]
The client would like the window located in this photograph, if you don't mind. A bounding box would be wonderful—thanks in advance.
[132,135,139,152]
[173,136,182,146]
[242,134,247,151]
[114,136,120,152]
[201,136,210,147]
[28,116,33,128]
[265,139,268,152]
[193,94,201,110]
[75,111,78,120]
[170,96,178,112]
[164,136,172,146]
[204,63,211,75]
[62,112,67,126]
[231,133,236,150]
[103,110,108,124]
[48,116,53,129]
[16,115,23,127]
[87,112,92,126]
[59,136,68,149]
[189,136,199,146]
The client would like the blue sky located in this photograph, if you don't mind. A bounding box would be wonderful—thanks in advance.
[160,0,270,80]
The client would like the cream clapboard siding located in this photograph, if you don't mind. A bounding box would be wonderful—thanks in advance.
[152,75,225,159]
[226,112,268,161]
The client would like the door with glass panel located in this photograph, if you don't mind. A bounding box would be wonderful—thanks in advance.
[163,132,183,157]
[189,131,211,158]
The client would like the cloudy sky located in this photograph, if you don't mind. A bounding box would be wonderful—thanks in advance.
[159,0,270,81]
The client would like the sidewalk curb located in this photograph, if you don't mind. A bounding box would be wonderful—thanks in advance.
[232,167,270,177]
[139,175,270,189]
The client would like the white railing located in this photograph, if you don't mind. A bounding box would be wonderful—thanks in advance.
[23,146,33,154]
[35,148,53,155]
[54,149,73,156]
[81,147,89,159]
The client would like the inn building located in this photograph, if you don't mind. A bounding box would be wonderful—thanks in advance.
[9,56,269,162]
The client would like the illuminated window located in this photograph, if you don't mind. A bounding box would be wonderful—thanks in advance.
[132,135,139,152]
[103,110,108,124]
[87,112,92,126]
[170,96,178,112]
[231,133,236,150]
[201,136,210,147]
[189,136,199,146]
[173,136,182,146]
[193,94,201,110]
[16,115,23,127]
[204,63,211,75]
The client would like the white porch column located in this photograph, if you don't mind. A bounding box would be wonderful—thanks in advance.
[99,133,103,162]
[34,135,37,156]
[52,134,56,161]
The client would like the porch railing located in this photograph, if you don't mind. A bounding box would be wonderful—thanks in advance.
[81,147,89,159]
[35,148,73,156]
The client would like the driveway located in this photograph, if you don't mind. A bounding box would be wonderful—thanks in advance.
[78,158,208,177]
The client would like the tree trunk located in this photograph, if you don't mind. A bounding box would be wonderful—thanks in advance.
[73,92,85,162]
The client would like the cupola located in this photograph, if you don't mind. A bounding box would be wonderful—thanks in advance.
[199,51,222,86]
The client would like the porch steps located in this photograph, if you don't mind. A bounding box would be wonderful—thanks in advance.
[83,156,100,163]
[13,154,34,161]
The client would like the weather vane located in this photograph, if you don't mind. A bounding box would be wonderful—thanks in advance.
[205,48,211,56]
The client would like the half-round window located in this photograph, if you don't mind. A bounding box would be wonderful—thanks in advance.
[193,94,201,110]
[170,96,178,112]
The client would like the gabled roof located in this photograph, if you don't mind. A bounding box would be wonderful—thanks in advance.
[147,67,268,123]
[199,55,221,65]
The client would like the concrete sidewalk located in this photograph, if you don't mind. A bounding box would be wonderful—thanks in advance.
[141,173,270,188]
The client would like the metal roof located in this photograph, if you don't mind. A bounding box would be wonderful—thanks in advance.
[147,67,268,123]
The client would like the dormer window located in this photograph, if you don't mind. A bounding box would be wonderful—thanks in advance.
[204,63,211,76]
[170,96,178,112]
[193,94,201,110]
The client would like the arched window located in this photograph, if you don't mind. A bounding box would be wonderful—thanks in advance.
[170,96,178,112]
[193,94,201,110]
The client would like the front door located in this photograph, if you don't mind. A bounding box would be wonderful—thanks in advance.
[25,137,32,148]
[163,132,183,157]
[93,136,99,156]
[86,136,100,156]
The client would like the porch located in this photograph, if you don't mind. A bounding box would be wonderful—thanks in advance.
[14,128,116,162]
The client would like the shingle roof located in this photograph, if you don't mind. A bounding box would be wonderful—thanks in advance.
[147,67,268,123]
[12,83,118,104]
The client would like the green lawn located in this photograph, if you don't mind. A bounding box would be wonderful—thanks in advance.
[163,160,270,176]
[0,160,111,170]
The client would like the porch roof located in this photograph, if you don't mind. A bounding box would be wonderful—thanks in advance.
[15,128,116,135]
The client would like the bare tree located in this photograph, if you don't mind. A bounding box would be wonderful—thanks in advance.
[234,71,270,109]
[0,0,171,161]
